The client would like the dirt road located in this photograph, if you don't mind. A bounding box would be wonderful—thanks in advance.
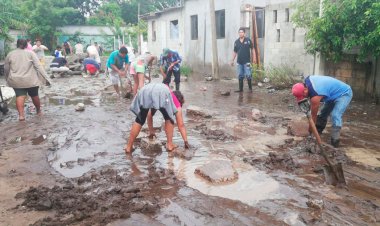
[0,74,379,225]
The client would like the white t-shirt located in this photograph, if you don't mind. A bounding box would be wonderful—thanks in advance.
[74,43,84,54]
[87,45,100,63]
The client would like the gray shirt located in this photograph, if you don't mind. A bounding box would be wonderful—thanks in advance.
[130,83,178,122]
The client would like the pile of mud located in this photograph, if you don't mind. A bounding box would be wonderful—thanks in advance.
[15,167,182,226]
[194,123,236,141]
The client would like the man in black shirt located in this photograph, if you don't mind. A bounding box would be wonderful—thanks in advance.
[231,27,256,92]
[50,57,68,68]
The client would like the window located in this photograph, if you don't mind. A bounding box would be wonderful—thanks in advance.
[256,9,265,38]
[276,29,280,42]
[292,28,296,42]
[152,21,156,41]
[273,10,277,23]
[285,8,290,22]
[170,20,179,39]
[215,9,225,39]
[191,15,198,40]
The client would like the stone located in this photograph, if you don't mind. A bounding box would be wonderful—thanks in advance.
[36,197,52,210]
[186,105,212,118]
[306,198,324,210]
[75,103,85,111]
[220,91,230,96]
[257,82,263,87]
[140,137,162,152]
[251,108,263,121]
[172,147,195,160]
[263,77,270,83]
[205,76,213,81]
[194,160,238,183]
[287,119,309,137]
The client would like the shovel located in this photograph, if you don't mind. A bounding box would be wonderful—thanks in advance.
[298,99,346,186]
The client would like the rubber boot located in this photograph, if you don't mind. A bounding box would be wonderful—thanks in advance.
[247,79,252,92]
[235,79,243,92]
[175,83,180,91]
[316,116,328,135]
[331,126,341,148]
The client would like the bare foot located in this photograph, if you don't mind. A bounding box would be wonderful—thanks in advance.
[19,117,25,121]
[37,110,43,116]
[124,145,133,154]
[166,144,178,152]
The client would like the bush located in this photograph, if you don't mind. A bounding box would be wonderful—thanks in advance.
[252,63,302,89]
[180,64,192,77]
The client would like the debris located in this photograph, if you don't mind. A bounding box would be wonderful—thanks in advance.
[75,103,85,111]
[205,76,213,81]
[195,160,238,183]
[306,198,324,210]
[186,105,212,118]
[263,77,270,83]
[220,91,230,96]
[251,108,264,121]
[257,82,263,87]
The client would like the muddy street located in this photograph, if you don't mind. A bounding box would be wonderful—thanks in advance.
[0,74,379,226]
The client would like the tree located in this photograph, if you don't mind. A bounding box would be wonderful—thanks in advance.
[0,0,26,40]
[292,0,380,62]
[87,1,125,26]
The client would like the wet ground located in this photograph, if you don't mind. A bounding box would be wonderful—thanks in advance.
[0,74,379,226]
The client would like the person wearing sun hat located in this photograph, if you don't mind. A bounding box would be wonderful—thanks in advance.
[291,75,353,147]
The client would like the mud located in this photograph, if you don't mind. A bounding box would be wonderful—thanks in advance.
[1,74,380,226]
[194,160,238,183]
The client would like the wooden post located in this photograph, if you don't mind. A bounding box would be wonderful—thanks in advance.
[251,6,261,67]
[209,0,219,79]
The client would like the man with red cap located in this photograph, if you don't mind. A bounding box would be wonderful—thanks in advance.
[292,75,353,147]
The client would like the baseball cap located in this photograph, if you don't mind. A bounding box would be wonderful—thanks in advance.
[162,48,170,57]
[292,83,305,102]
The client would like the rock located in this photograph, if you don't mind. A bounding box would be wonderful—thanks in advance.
[205,76,213,81]
[36,197,52,210]
[220,91,230,96]
[257,82,263,87]
[186,105,212,118]
[263,77,270,83]
[195,160,238,183]
[251,108,264,121]
[306,199,324,210]
[140,137,162,152]
[200,86,207,91]
[172,147,195,160]
[287,119,309,137]
[75,103,85,111]
[268,89,276,93]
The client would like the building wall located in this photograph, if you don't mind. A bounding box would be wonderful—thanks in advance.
[145,0,266,78]
[264,1,314,76]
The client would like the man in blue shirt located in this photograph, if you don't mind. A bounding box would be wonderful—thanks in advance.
[292,75,353,147]
[160,48,182,91]
[106,47,129,96]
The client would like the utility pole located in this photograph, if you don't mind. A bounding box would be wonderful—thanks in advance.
[209,0,219,79]
[138,3,141,55]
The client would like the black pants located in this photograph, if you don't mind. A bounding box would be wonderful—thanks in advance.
[135,108,172,125]
[163,70,180,87]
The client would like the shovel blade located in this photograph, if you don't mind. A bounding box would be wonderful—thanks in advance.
[322,163,346,186]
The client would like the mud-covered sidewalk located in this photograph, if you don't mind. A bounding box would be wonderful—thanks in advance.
[0,74,379,226]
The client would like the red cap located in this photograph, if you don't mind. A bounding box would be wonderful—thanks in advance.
[86,64,98,75]
[292,83,305,102]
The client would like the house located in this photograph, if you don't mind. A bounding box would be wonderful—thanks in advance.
[142,0,266,78]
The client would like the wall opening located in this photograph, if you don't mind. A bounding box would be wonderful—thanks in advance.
[191,15,198,40]
[277,29,280,42]
[285,8,289,22]
[273,10,277,23]
[152,21,156,41]
[170,20,179,39]
[215,9,225,39]
[292,28,296,42]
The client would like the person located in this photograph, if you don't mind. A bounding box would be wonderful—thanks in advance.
[106,47,129,96]
[147,87,189,149]
[124,83,185,153]
[144,52,157,82]
[231,27,256,92]
[54,46,63,58]
[26,39,33,52]
[74,41,84,54]
[62,41,72,56]
[130,57,146,95]
[4,39,50,121]
[292,75,353,147]
[160,48,182,91]
[87,44,101,66]
[32,40,49,65]
[82,58,100,77]
[94,42,103,56]
[50,57,68,68]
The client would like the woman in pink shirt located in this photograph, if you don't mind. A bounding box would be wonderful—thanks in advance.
[147,88,189,149]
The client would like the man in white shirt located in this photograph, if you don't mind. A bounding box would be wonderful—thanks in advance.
[74,41,84,54]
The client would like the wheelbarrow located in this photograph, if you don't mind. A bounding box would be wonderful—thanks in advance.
[298,98,346,186]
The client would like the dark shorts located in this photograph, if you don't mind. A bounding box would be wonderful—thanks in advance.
[13,86,39,97]
[135,108,172,125]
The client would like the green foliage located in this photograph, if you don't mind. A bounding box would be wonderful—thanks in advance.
[291,0,320,28]
[292,0,380,62]
[180,64,192,77]
[87,2,124,26]
[0,0,26,40]
[252,64,302,89]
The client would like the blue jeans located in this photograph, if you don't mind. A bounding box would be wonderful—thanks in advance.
[317,89,353,129]
[237,63,252,80]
